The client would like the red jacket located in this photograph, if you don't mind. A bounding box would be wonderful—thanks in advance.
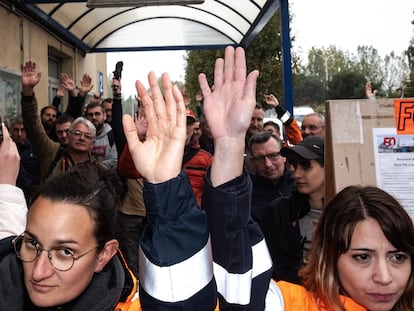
[118,142,212,207]
[118,145,142,179]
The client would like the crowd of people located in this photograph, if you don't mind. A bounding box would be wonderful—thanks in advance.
[0,46,413,310]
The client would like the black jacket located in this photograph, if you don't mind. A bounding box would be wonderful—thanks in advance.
[262,192,310,284]
[250,166,295,227]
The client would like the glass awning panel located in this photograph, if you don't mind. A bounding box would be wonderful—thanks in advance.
[12,0,280,52]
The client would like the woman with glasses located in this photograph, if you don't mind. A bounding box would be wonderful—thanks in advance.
[0,163,142,310]
[261,135,325,284]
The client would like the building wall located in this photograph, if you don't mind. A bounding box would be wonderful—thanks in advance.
[0,3,107,120]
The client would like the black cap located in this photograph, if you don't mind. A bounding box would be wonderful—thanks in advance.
[281,135,324,160]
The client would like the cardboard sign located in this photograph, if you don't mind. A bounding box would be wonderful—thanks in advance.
[394,99,414,134]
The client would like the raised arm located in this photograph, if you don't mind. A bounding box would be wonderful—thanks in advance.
[110,77,127,155]
[198,46,259,186]
[21,60,60,181]
[365,81,377,100]
[123,72,216,310]
[199,46,275,310]
[264,94,302,145]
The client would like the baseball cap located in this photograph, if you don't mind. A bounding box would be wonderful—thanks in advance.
[186,109,197,122]
[280,135,324,160]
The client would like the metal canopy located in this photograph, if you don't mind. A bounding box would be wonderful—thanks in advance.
[10,0,294,112]
[12,0,281,53]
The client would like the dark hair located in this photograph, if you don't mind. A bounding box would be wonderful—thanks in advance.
[101,98,113,105]
[55,114,74,126]
[40,105,58,116]
[85,102,104,112]
[199,114,207,124]
[30,164,126,251]
[300,185,414,311]
[255,103,263,110]
[248,131,283,154]
[263,120,280,133]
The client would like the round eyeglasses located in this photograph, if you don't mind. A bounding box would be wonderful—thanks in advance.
[12,234,99,272]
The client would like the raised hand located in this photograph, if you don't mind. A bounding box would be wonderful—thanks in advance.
[198,46,259,185]
[79,73,93,97]
[0,125,20,185]
[365,81,377,100]
[60,73,77,96]
[123,71,186,183]
[264,94,279,107]
[21,60,41,96]
[198,46,258,142]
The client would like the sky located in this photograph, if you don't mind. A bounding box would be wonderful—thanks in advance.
[107,0,414,98]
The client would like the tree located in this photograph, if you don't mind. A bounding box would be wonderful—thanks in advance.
[351,46,384,88]
[184,12,291,111]
[382,51,410,97]
[184,49,223,112]
[293,74,325,107]
[306,46,351,87]
[299,45,410,101]
[328,70,366,99]
[403,15,414,97]
[245,13,284,105]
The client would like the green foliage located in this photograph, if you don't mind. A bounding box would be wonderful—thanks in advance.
[293,74,326,107]
[328,70,366,99]
[245,13,283,106]
[306,46,351,84]
[183,13,287,110]
[298,44,410,103]
[184,49,223,112]
[404,44,414,97]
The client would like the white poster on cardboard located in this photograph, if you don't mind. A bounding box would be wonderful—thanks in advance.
[373,127,414,220]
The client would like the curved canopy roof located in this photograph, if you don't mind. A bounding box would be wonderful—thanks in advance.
[13,0,281,53]
[11,0,294,111]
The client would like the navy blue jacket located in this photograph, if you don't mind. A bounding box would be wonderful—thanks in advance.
[251,166,295,227]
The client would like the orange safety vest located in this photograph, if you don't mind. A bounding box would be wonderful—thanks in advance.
[277,281,367,311]
[113,251,142,311]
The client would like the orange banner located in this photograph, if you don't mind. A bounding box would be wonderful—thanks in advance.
[394,99,414,134]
